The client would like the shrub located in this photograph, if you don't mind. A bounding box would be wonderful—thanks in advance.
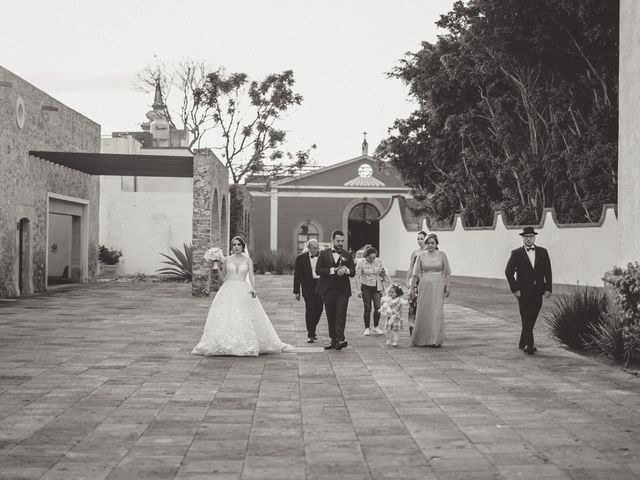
[252,250,274,274]
[589,313,626,363]
[544,286,608,350]
[98,245,122,265]
[272,249,295,274]
[597,263,640,365]
[604,263,640,324]
[157,243,192,281]
[252,249,295,274]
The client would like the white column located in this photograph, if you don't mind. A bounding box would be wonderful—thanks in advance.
[270,189,278,251]
[619,0,640,264]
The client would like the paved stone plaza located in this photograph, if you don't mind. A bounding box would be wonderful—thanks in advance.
[1,276,639,480]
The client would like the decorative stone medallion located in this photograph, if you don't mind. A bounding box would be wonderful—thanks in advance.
[358,164,372,178]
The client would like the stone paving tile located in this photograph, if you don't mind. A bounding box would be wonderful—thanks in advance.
[1,278,640,479]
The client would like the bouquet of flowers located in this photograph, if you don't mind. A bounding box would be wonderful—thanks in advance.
[204,247,225,263]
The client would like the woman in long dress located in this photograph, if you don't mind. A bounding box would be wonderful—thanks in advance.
[411,233,451,347]
[191,236,293,356]
[405,231,427,335]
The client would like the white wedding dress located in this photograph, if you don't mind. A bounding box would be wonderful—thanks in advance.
[191,256,293,356]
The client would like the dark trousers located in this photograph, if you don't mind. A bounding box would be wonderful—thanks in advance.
[303,292,324,338]
[361,285,381,328]
[518,293,543,349]
[323,290,349,345]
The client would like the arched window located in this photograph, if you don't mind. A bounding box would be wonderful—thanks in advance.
[296,221,320,253]
[348,203,379,223]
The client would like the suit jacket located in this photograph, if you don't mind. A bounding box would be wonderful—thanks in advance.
[505,246,552,297]
[293,252,319,297]
[315,248,356,297]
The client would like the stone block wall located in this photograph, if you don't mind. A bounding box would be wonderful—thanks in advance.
[191,149,229,296]
[0,66,100,297]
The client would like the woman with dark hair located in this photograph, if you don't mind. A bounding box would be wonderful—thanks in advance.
[405,231,427,335]
[355,245,391,336]
[192,236,293,356]
[411,233,451,347]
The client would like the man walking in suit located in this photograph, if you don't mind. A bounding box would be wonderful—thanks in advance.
[505,227,553,355]
[293,239,324,343]
[315,230,356,350]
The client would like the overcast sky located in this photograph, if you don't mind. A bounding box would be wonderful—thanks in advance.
[1,0,455,167]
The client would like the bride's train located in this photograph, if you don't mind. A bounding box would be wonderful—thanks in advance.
[191,257,293,357]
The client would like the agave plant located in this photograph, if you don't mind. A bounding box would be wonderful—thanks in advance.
[544,286,608,350]
[157,243,193,281]
[588,313,626,363]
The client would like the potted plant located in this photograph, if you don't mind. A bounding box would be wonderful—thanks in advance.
[98,245,122,275]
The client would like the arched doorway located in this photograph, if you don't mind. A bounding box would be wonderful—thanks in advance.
[17,217,32,295]
[347,203,380,254]
[47,213,73,285]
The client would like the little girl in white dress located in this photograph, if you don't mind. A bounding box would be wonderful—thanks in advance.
[381,284,407,347]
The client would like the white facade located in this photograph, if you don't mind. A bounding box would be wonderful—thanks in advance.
[380,199,620,288]
[619,0,640,266]
[99,136,193,275]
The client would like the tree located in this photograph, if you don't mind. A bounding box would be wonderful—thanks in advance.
[135,59,216,152]
[377,0,618,226]
[135,60,311,238]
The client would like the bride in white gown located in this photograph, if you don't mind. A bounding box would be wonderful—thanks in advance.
[191,236,294,356]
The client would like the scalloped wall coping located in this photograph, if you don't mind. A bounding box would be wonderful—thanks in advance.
[379,196,621,288]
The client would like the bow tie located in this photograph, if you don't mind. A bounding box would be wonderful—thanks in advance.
[331,249,340,253]
[309,254,318,258]
[526,247,535,251]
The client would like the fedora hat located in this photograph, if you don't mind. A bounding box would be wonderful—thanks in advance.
[519,226,538,236]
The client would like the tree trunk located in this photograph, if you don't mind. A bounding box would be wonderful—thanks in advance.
[229,184,250,243]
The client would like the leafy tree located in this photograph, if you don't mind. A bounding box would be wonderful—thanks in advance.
[135,59,313,238]
[378,0,618,226]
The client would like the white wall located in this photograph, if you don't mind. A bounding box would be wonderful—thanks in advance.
[99,137,194,275]
[380,197,620,288]
[619,0,640,266]
[136,147,192,192]
[99,186,192,275]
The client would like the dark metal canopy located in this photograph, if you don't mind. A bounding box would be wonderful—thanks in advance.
[29,151,194,177]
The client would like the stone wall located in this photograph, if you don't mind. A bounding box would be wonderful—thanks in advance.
[0,66,100,297]
[191,150,229,296]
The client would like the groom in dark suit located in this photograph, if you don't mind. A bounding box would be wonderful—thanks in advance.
[315,230,356,350]
[505,227,552,354]
[293,239,324,343]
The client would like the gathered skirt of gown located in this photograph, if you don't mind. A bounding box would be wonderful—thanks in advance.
[191,259,292,356]
[411,273,445,346]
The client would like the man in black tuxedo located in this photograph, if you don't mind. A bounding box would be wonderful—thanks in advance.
[293,239,324,343]
[315,230,356,350]
[505,227,553,354]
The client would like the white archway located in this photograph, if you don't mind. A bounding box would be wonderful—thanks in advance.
[341,198,385,252]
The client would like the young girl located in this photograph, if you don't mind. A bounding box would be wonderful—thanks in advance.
[381,284,407,347]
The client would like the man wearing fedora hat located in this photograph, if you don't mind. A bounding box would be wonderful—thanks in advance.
[505,227,552,354]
